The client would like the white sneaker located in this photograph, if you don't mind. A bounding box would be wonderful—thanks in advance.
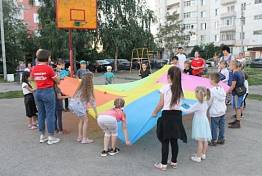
[191,155,201,163]
[47,136,60,145]
[193,154,206,160]
[39,135,48,143]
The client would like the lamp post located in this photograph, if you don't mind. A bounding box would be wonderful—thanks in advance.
[0,0,7,80]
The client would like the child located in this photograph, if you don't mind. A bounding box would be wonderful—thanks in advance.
[104,66,115,85]
[219,60,229,84]
[183,60,193,75]
[172,56,180,68]
[139,63,151,79]
[98,98,131,156]
[69,72,98,144]
[208,73,227,146]
[152,66,187,171]
[22,71,38,130]
[31,49,61,144]
[243,73,249,109]
[57,60,69,111]
[57,60,68,80]
[227,60,245,128]
[198,71,206,78]
[76,60,89,79]
[181,86,212,163]
[54,83,70,134]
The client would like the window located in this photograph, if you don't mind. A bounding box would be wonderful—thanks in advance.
[242,17,245,25]
[23,22,29,26]
[220,32,235,41]
[201,0,206,6]
[184,1,191,7]
[240,32,245,39]
[159,18,163,24]
[253,30,262,35]
[201,35,206,42]
[159,8,163,14]
[241,3,246,10]
[184,24,196,30]
[215,35,220,42]
[255,0,262,4]
[215,9,219,16]
[191,0,197,6]
[34,13,39,23]
[227,6,235,12]
[201,11,206,18]
[184,12,197,18]
[215,0,219,2]
[201,23,206,30]
[191,12,197,17]
[215,21,219,29]
[254,14,262,20]
[221,17,235,26]
[159,0,162,3]
[23,5,29,9]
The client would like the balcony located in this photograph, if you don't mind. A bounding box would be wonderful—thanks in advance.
[220,40,236,46]
[221,0,237,5]
[221,11,236,18]
[220,25,236,32]
[167,0,179,7]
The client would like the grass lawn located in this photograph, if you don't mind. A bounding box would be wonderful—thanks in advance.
[0,90,24,99]
[248,94,262,101]
[0,74,18,83]
[244,68,262,86]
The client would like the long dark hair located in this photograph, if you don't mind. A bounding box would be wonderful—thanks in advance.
[168,66,183,108]
[22,71,32,88]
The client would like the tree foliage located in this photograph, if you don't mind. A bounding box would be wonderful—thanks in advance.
[156,11,192,58]
[0,0,34,73]
[189,43,222,60]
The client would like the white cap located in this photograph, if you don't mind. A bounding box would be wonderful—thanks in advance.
[107,66,112,70]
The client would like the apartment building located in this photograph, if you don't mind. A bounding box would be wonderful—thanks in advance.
[155,0,262,58]
[14,0,40,32]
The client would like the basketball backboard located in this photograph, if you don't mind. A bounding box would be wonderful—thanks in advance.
[56,0,97,29]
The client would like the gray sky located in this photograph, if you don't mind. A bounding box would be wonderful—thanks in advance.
[146,0,155,10]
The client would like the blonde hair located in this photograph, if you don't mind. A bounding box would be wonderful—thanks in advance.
[114,98,125,108]
[195,86,210,104]
[73,72,95,102]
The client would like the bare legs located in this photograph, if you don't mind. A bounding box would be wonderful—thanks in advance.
[78,115,89,139]
[103,136,118,151]
[197,140,208,157]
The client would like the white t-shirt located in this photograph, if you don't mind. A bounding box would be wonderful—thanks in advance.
[160,84,182,110]
[237,58,246,64]
[244,80,249,94]
[176,53,186,70]
[22,82,31,95]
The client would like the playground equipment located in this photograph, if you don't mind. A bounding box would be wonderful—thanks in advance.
[130,48,152,74]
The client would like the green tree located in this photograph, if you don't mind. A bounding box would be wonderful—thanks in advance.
[0,0,31,73]
[157,11,192,59]
[189,43,221,60]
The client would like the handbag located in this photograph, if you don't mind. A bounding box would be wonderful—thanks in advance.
[235,83,246,96]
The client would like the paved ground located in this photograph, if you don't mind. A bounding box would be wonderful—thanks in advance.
[0,72,262,176]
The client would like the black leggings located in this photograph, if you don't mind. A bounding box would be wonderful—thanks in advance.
[243,93,248,107]
[161,138,178,165]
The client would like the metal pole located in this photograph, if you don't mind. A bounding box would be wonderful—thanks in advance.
[0,0,7,80]
[240,4,244,53]
[69,29,74,77]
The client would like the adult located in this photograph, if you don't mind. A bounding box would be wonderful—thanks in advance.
[191,51,205,76]
[219,45,235,105]
[176,47,186,70]
[237,53,247,66]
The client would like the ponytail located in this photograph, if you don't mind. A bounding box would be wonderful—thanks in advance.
[206,88,211,101]
[195,86,210,103]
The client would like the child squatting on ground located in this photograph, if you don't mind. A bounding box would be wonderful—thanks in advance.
[97,98,131,157]
[31,49,62,145]
[152,66,187,171]
[181,86,212,163]
[208,73,227,146]
[69,72,98,144]
[22,71,38,130]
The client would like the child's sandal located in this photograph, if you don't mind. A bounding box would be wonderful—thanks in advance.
[154,163,167,171]
[168,160,178,169]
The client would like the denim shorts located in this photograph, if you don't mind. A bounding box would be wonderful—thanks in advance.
[233,95,244,109]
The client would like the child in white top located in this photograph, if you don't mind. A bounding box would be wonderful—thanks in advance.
[152,66,187,171]
[21,71,38,130]
[243,73,249,109]
[219,60,229,84]
[181,86,212,163]
[69,72,98,144]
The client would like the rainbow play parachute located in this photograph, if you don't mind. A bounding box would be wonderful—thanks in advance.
[59,65,229,144]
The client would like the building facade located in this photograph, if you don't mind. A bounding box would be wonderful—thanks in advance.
[155,0,262,58]
[14,0,40,32]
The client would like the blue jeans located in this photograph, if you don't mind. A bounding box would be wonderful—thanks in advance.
[35,87,55,135]
[55,110,63,131]
[211,115,225,141]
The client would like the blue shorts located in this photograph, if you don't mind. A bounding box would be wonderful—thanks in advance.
[233,95,244,109]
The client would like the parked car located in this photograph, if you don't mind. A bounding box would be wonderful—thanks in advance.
[91,60,111,72]
[163,59,170,65]
[205,58,215,67]
[131,58,149,70]
[150,59,166,69]
[64,60,80,72]
[117,59,131,70]
[104,59,115,70]
[250,58,262,68]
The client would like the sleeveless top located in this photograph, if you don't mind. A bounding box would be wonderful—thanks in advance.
[222,55,232,68]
